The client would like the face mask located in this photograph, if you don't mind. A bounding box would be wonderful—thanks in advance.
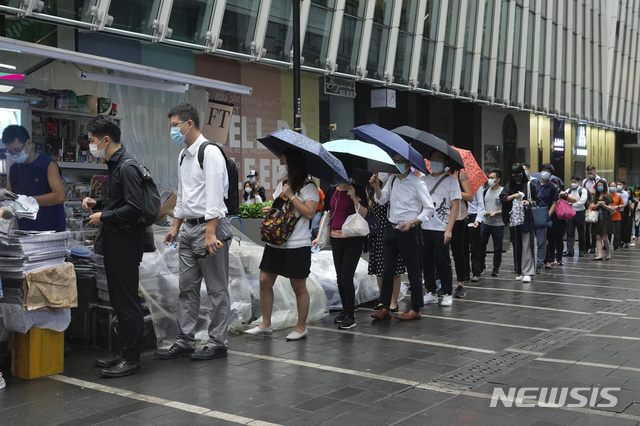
[571,183,579,189]
[512,173,523,182]
[170,122,190,144]
[617,185,623,192]
[10,147,28,164]
[540,171,551,180]
[249,177,256,184]
[597,186,605,193]
[488,178,496,187]
[525,170,531,177]
[609,187,616,193]
[89,138,106,159]
[395,163,406,174]
[245,187,252,194]
[589,173,595,179]
[276,165,287,179]
[431,161,444,174]
[378,172,390,182]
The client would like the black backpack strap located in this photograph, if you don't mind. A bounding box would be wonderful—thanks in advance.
[483,186,489,198]
[179,149,186,167]
[429,174,449,195]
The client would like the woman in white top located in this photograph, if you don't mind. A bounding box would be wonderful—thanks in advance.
[246,149,319,341]
[242,181,263,204]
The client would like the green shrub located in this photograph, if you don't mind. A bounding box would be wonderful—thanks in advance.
[238,201,273,218]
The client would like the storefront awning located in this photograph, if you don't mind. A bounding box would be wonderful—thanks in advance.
[0,37,252,95]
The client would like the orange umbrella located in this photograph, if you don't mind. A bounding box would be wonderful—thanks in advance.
[424,146,487,194]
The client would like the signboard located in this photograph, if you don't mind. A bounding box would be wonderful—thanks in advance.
[553,137,565,152]
[576,126,588,156]
[324,75,356,98]
[201,100,234,144]
[371,88,396,108]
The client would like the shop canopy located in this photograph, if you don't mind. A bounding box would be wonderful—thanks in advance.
[0,37,252,95]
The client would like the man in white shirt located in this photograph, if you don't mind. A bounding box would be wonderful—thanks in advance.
[583,165,601,253]
[466,186,485,285]
[563,174,588,257]
[370,154,434,321]
[481,169,505,276]
[156,103,233,361]
[421,149,461,307]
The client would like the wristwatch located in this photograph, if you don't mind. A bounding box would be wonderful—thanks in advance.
[411,220,417,228]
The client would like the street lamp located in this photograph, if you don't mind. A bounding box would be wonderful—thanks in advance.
[293,0,302,133]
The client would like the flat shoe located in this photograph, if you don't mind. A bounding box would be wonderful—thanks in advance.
[286,329,308,341]
[592,257,603,261]
[245,326,273,335]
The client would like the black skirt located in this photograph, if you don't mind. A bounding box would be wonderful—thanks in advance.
[259,245,312,279]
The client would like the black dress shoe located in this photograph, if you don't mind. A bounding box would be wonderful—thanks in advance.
[190,346,228,360]
[100,360,141,378]
[154,343,195,359]
[94,354,123,368]
[563,251,573,257]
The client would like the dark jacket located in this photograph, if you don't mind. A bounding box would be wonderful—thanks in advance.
[499,180,540,226]
[95,146,144,228]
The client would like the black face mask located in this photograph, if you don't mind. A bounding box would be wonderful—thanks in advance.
[512,173,523,182]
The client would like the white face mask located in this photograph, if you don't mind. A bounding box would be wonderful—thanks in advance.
[276,165,287,179]
[571,183,579,189]
[488,178,496,188]
[245,187,252,194]
[617,185,623,192]
[90,138,106,159]
[378,172,390,182]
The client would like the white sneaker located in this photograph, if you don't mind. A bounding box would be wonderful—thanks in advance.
[424,293,439,304]
[0,372,5,390]
[286,328,308,341]
[515,275,524,281]
[631,243,636,247]
[522,276,532,283]
[245,325,273,335]
[440,295,453,306]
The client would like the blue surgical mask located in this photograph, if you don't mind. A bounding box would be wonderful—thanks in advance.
[431,161,444,174]
[249,177,256,184]
[597,186,604,193]
[540,171,551,180]
[395,163,406,174]
[170,122,190,144]
[11,149,28,164]
[609,187,616,193]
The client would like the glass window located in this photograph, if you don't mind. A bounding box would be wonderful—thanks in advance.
[169,0,214,45]
[495,61,504,101]
[418,39,437,88]
[336,0,366,74]
[524,70,532,107]
[550,24,557,79]
[538,18,546,75]
[479,57,489,99]
[497,0,508,62]
[463,0,477,52]
[109,0,160,34]
[220,0,261,53]
[394,0,419,84]
[460,51,473,95]
[423,0,440,40]
[513,6,523,66]
[537,74,544,109]
[366,0,394,80]
[263,0,293,61]
[526,11,534,71]
[481,0,495,57]
[443,0,460,46]
[439,45,454,93]
[303,0,335,68]
[510,66,518,104]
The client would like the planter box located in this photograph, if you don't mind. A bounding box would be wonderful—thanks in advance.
[231,218,266,247]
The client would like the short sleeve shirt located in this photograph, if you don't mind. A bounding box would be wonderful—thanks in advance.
[420,174,461,231]
[534,180,559,208]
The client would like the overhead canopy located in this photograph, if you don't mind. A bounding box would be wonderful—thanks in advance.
[0,36,252,95]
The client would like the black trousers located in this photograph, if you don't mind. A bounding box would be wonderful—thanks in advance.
[330,236,365,315]
[545,213,566,263]
[613,220,622,249]
[423,230,453,296]
[585,222,595,250]
[381,225,423,312]
[451,219,467,282]
[622,210,633,244]
[103,226,145,361]
[566,210,585,253]
[464,214,484,276]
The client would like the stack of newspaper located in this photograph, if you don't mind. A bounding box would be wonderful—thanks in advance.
[11,195,39,220]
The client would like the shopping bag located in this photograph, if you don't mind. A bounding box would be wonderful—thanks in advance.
[585,209,598,223]
[531,206,553,230]
[556,199,576,220]
[23,263,78,311]
[318,210,332,248]
[342,213,370,237]
[509,198,525,227]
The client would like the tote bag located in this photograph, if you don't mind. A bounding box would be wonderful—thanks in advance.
[342,213,370,237]
[317,210,332,248]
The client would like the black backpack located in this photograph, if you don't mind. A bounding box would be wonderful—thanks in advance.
[580,179,593,204]
[179,141,239,216]
[123,159,161,227]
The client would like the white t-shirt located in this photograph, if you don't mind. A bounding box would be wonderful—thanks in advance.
[243,195,263,205]
[268,181,319,249]
[420,174,462,231]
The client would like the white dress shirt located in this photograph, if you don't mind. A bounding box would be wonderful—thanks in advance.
[173,135,229,221]
[467,187,485,223]
[375,174,434,225]
[567,187,588,212]
[583,175,601,193]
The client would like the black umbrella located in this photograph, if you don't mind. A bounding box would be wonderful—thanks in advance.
[392,125,464,170]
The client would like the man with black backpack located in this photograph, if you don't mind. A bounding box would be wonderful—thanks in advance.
[155,103,234,362]
[82,116,148,378]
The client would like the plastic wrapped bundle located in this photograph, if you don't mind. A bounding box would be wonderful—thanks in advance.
[0,304,71,334]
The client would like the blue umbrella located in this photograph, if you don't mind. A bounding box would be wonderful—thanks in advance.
[323,139,401,174]
[350,124,429,175]
[257,129,349,184]
[530,172,564,186]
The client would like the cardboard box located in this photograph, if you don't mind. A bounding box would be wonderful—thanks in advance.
[12,328,64,379]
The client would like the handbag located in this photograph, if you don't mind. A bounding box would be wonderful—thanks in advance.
[555,199,576,220]
[342,212,370,237]
[317,210,332,248]
[531,206,553,230]
[364,214,379,232]
[585,209,599,223]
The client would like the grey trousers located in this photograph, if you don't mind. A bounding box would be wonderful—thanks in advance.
[521,232,536,277]
[177,219,232,350]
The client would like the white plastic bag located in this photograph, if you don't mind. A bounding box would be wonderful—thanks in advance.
[341,213,370,237]
[318,210,331,248]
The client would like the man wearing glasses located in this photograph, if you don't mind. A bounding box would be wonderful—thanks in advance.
[1,125,65,232]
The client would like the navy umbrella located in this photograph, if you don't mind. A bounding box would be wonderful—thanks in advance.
[257,129,349,184]
[350,124,429,175]
[530,172,564,186]
[392,125,464,170]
